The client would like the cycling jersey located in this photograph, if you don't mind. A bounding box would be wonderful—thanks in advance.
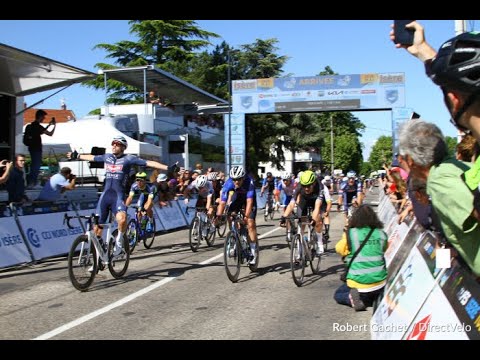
[339,179,363,212]
[93,153,147,223]
[262,177,277,193]
[221,175,257,218]
[291,179,324,216]
[129,182,157,208]
[277,180,295,205]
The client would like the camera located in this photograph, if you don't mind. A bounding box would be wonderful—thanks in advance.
[50,117,56,125]
[69,174,76,180]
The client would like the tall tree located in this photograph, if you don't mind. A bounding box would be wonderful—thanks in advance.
[445,136,458,158]
[83,20,219,107]
[369,135,393,170]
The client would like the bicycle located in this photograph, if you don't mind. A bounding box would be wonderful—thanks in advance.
[223,210,259,282]
[263,192,275,221]
[288,209,322,287]
[65,212,130,292]
[212,203,228,238]
[125,206,156,254]
[186,206,216,252]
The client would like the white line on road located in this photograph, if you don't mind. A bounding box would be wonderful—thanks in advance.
[34,226,283,340]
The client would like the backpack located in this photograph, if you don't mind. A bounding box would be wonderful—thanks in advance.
[23,124,33,147]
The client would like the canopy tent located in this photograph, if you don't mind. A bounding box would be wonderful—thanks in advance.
[0,43,95,97]
[16,119,163,160]
[102,66,228,106]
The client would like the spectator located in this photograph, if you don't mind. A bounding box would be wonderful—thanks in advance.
[147,91,162,105]
[0,159,13,185]
[399,119,480,276]
[156,173,173,207]
[195,162,203,174]
[391,21,480,219]
[36,167,76,202]
[25,109,56,188]
[5,154,29,203]
[456,133,477,162]
[334,204,388,311]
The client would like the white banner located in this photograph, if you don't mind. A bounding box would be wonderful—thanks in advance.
[154,202,187,230]
[0,218,32,268]
[176,198,196,226]
[17,212,84,261]
[384,221,411,267]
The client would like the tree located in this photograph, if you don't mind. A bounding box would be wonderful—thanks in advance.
[445,136,458,158]
[369,136,393,170]
[83,20,219,108]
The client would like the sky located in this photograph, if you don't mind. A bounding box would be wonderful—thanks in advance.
[1,20,478,159]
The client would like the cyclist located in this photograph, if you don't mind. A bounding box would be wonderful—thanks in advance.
[280,170,325,255]
[125,171,157,232]
[321,175,333,241]
[184,174,215,217]
[339,171,363,226]
[260,172,278,212]
[67,135,175,256]
[216,165,258,265]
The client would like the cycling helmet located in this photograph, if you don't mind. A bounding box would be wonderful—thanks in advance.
[347,171,356,178]
[135,172,147,180]
[429,32,480,93]
[112,135,128,149]
[157,173,168,182]
[324,175,332,182]
[196,175,208,188]
[207,172,218,181]
[266,172,272,177]
[281,173,291,180]
[229,165,245,180]
[300,170,316,186]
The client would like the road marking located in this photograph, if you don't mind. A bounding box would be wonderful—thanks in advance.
[34,226,283,340]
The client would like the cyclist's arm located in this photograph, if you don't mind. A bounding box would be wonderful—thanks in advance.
[125,193,134,207]
[206,193,213,211]
[144,193,155,210]
[245,197,253,219]
[67,153,95,161]
[145,159,169,171]
[312,198,322,221]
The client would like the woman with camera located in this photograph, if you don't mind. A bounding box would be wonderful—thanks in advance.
[36,166,76,202]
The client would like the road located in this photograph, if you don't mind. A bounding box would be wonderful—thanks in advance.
[0,189,380,340]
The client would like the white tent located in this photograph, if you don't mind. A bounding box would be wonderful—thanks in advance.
[16,119,163,160]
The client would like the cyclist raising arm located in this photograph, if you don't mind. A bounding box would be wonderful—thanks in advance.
[67,135,174,255]
[217,166,258,265]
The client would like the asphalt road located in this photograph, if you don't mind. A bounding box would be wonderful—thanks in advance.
[0,189,380,340]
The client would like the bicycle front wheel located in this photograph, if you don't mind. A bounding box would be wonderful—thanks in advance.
[290,234,305,287]
[189,217,201,252]
[224,231,241,282]
[68,235,97,292]
[205,218,216,247]
[216,216,227,238]
[143,217,156,249]
[108,230,130,279]
[126,219,138,254]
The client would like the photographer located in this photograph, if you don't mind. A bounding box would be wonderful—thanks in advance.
[36,167,76,202]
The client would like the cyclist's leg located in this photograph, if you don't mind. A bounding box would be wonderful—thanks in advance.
[246,204,258,263]
[113,194,128,254]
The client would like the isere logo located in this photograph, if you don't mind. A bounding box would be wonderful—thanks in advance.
[26,228,41,248]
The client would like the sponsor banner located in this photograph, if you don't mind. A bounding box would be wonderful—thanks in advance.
[232,73,405,114]
[384,220,412,267]
[0,218,32,268]
[404,285,469,340]
[154,202,187,230]
[386,219,424,289]
[224,113,246,170]
[438,262,480,339]
[256,189,266,209]
[371,246,442,340]
[383,215,398,238]
[176,198,196,226]
[17,212,84,261]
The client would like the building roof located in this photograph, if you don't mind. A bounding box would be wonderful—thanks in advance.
[23,108,77,125]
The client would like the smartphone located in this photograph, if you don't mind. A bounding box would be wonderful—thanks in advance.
[394,20,415,46]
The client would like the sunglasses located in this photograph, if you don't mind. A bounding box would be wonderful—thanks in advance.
[233,178,244,182]
[112,141,124,147]
[136,178,145,182]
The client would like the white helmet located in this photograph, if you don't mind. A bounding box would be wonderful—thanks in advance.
[324,175,331,181]
[195,175,208,188]
[343,176,349,182]
[229,165,245,180]
[157,173,168,182]
[112,135,128,149]
[281,173,291,180]
[347,171,356,178]
[207,172,218,181]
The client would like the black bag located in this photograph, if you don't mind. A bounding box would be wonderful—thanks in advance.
[23,124,33,147]
[340,227,375,282]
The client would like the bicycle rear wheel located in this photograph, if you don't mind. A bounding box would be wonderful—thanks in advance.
[224,231,241,282]
[126,219,138,254]
[189,217,201,252]
[68,235,97,292]
[290,234,305,287]
[309,233,322,275]
[143,217,156,249]
[108,230,130,279]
